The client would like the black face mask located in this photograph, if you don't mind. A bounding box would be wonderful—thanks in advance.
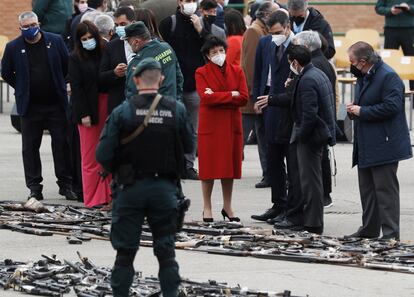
[350,64,364,78]
[205,15,216,25]
[291,16,305,26]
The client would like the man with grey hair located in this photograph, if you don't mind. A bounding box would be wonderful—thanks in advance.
[81,10,103,24]
[346,41,412,240]
[292,30,337,210]
[287,0,335,59]
[1,11,78,201]
[94,14,115,41]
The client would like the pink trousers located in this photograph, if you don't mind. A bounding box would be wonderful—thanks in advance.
[78,94,112,208]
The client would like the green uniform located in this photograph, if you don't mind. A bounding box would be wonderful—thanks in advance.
[376,0,414,28]
[32,0,73,34]
[96,93,195,297]
[125,39,184,101]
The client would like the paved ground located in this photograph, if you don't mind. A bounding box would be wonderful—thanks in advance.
[1,96,414,296]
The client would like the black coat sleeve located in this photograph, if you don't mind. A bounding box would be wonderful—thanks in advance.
[68,55,91,122]
[99,43,119,86]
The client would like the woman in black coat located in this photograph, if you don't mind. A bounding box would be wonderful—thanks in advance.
[68,20,111,209]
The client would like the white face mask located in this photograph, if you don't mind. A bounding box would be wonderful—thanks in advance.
[78,3,88,13]
[272,34,287,46]
[183,2,198,16]
[290,62,300,75]
[211,53,226,67]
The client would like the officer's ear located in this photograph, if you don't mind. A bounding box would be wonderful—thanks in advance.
[159,75,165,87]
[133,76,140,88]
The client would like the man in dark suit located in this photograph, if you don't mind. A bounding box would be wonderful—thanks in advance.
[287,45,336,234]
[1,11,77,201]
[214,0,227,29]
[251,11,294,222]
[287,0,335,59]
[100,6,135,113]
[347,42,412,240]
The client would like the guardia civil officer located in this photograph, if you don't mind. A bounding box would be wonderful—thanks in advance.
[96,58,195,297]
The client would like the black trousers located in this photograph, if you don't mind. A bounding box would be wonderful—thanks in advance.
[67,106,83,198]
[357,162,400,239]
[255,114,269,180]
[285,143,303,225]
[296,142,324,228]
[20,103,72,192]
[242,113,256,145]
[321,146,332,197]
[384,27,414,90]
[267,143,288,210]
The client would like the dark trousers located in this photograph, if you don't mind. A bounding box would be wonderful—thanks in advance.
[111,179,180,297]
[20,103,72,192]
[384,27,414,90]
[267,143,288,209]
[297,142,324,228]
[321,146,332,197]
[67,105,83,198]
[255,114,269,180]
[242,113,256,145]
[285,143,303,224]
[357,162,400,239]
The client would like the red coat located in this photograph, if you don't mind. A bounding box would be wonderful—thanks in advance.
[195,61,248,180]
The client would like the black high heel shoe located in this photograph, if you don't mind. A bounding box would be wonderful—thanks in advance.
[203,212,214,223]
[221,209,240,222]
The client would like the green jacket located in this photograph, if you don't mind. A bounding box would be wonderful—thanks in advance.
[125,39,184,101]
[33,0,73,34]
[375,0,414,28]
[96,95,195,173]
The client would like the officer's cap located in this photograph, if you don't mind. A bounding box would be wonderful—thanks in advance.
[134,58,162,77]
[121,21,150,40]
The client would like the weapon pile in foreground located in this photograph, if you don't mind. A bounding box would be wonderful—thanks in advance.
[0,253,305,297]
[1,200,414,274]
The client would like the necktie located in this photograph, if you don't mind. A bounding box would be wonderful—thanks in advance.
[277,44,284,62]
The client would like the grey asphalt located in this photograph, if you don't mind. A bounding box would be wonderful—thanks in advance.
[0,98,414,296]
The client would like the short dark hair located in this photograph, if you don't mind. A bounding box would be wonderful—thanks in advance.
[224,8,246,36]
[287,44,312,66]
[200,35,228,58]
[255,1,273,19]
[88,0,105,9]
[200,0,218,10]
[348,41,380,64]
[267,10,289,28]
[114,6,135,22]
[119,0,136,8]
[74,20,104,60]
[135,8,162,40]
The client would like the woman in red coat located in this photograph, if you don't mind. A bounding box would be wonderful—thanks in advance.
[195,36,248,222]
[224,8,246,66]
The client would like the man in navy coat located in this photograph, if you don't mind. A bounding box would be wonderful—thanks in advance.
[1,11,77,201]
[347,42,412,240]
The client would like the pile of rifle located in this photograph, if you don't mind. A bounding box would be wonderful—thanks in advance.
[1,200,414,274]
[0,253,304,297]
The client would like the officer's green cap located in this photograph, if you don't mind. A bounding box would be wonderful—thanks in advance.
[134,58,162,77]
[121,21,150,40]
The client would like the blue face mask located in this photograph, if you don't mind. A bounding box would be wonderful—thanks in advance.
[21,26,40,41]
[81,38,97,51]
[115,26,126,39]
